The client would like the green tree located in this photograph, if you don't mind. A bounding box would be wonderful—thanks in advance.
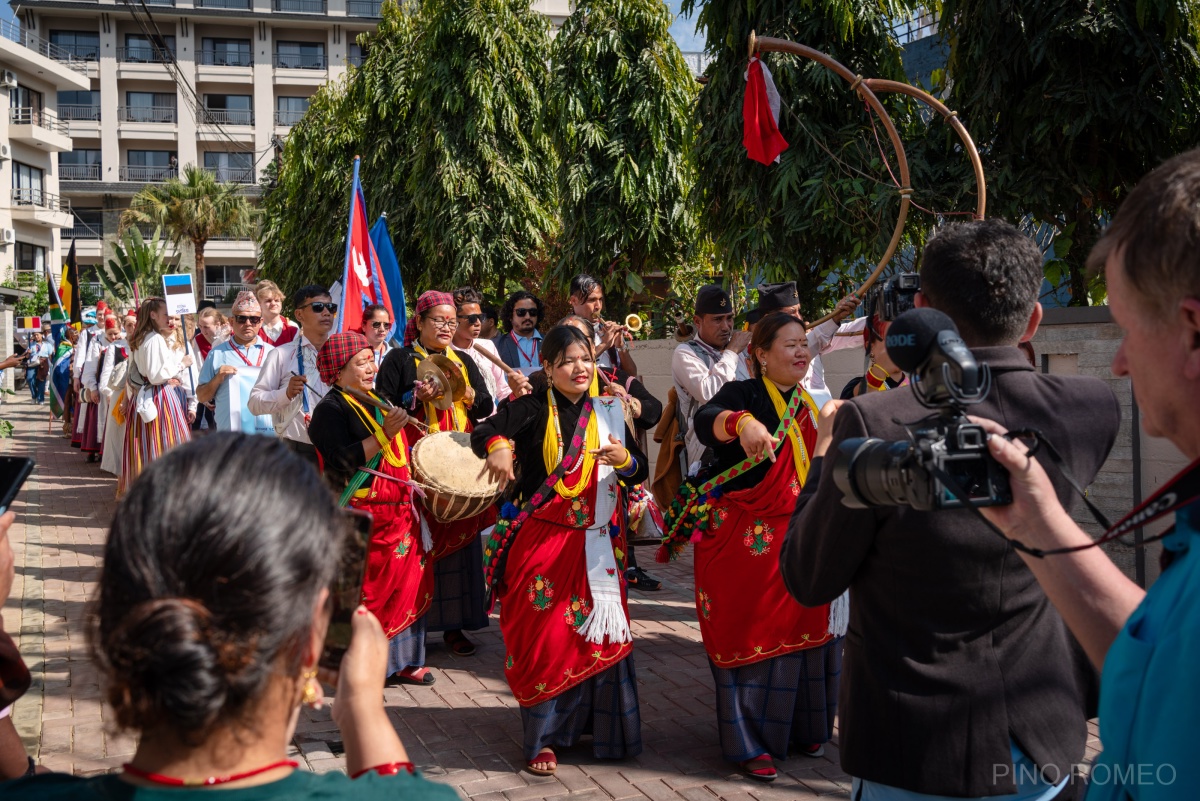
[546,0,698,304]
[258,1,426,291]
[686,0,938,317]
[406,0,558,289]
[99,226,177,305]
[122,165,258,300]
[940,0,1200,305]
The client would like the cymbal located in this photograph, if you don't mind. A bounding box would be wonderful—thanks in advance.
[416,354,467,411]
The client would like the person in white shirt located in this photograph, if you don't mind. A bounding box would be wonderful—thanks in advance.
[255,280,300,347]
[568,273,637,375]
[98,313,135,476]
[248,285,335,469]
[118,298,194,497]
[452,286,529,408]
[79,318,121,461]
[671,285,753,477]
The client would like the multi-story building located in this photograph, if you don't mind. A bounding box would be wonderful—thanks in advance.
[0,19,88,292]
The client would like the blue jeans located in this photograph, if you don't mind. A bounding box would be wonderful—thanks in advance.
[25,367,44,403]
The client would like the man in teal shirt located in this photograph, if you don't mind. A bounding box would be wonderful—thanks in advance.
[197,292,274,434]
[975,148,1200,800]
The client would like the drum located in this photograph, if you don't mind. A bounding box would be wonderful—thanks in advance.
[410,430,502,522]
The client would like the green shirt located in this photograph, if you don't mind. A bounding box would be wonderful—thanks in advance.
[1,769,461,800]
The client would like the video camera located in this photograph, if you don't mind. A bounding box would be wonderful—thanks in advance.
[865,273,920,323]
[832,308,1012,511]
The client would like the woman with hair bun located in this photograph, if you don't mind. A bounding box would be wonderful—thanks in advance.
[3,434,457,800]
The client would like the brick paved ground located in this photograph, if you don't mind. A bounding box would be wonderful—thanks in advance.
[1,396,1103,799]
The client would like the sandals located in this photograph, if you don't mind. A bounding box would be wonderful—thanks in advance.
[526,748,557,776]
[392,666,436,686]
[443,630,477,657]
[624,566,662,592]
[740,755,776,782]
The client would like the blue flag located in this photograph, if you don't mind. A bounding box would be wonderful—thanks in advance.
[369,215,406,346]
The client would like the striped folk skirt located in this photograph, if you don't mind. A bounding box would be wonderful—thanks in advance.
[709,637,844,763]
[118,384,191,496]
[425,537,489,633]
[519,655,642,762]
[79,400,102,453]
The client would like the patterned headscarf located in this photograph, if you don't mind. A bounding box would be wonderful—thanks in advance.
[318,331,371,387]
[403,290,457,347]
[231,290,261,316]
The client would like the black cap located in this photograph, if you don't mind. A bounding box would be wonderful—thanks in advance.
[694,284,731,316]
[745,281,800,324]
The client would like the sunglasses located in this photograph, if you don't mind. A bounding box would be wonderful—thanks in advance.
[368,320,391,330]
[514,308,539,318]
[457,313,485,325]
[298,302,338,314]
[234,315,262,325]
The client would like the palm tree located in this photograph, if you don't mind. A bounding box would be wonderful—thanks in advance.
[121,164,258,300]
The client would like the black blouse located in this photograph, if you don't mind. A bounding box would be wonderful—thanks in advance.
[470,388,650,505]
[376,344,494,422]
[694,378,801,493]
[308,388,377,490]
[601,367,662,431]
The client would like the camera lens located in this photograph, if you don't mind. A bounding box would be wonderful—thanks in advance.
[833,438,922,508]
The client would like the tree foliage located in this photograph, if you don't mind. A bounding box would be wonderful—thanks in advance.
[686,0,950,317]
[258,1,425,292]
[99,226,177,305]
[546,0,698,304]
[406,0,558,289]
[122,165,258,298]
[941,0,1200,305]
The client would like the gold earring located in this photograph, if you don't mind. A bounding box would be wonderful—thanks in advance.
[301,669,322,709]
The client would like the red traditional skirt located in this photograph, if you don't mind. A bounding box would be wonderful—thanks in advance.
[498,470,633,707]
[406,410,497,563]
[694,439,834,669]
[349,454,434,639]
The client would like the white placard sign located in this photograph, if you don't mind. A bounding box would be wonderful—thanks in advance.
[162,273,198,316]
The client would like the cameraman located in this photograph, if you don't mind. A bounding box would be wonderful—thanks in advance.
[975,151,1200,801]
[781,219,1120,800]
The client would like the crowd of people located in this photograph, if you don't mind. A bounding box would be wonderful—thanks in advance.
[1,149,1198,800]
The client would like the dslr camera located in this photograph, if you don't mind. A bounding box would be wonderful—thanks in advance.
[832,308,1012,511]
[865,272,920,323]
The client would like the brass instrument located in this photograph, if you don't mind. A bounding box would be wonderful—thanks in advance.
[624,313,643,333]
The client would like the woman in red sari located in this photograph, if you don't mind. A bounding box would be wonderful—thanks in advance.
[376,291,495,659]
[471,325,648,776]
[659,312,845,782]
[308,332,436,687]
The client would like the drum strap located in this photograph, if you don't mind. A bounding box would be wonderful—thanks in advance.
[483,399,594,591]
[336,389,408,508]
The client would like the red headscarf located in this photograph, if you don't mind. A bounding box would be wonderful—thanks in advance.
[403,290,456,347]
[318,331,372,387]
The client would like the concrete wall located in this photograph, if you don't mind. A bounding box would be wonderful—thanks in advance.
[629,307,1185,588]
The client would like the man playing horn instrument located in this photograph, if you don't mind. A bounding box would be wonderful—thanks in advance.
[569,274,638,375]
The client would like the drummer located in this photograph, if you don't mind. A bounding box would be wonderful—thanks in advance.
[308,331,437,686]
[376,290,496,659]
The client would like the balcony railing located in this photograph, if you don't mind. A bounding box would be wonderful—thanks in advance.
[60,164,102,181]
[118,105,178,124]
[891,10,939,45]
[680,51,711,77]
[273,0,326,11]
[274,109,307,126]
[117,46,176,63]
[346,0,381,15]
[12,188,71,213]
[196,0,251,8]
[207,167,256,184]
[209,234,253,241]
[198,50,253,67]
[119,165,178,183]
[144,0,175,5]
[205,282,255,300]
[0,19,89,72]
[58,104,101,121]
[274,53,326,70]
[10,107,69,135]
[200,109,253,125]
[47,42,99,60]
[345,54,365,67]
[65,223,104,240]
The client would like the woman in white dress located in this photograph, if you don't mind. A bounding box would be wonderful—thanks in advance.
[99,313,135,476]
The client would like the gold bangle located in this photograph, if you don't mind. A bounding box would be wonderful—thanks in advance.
[487,439,513,455]
[612,450,633,471]
[735,415,753,436]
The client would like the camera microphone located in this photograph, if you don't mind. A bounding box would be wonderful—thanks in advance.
[886,308,988,408]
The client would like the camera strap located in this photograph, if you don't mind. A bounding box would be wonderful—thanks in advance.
[938,431,1200,558]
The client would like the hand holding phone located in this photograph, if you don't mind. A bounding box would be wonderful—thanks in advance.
[319,508,372,670]
[0,458,33,516]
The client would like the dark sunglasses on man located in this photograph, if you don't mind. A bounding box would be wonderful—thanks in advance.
[457,313,485,325]
[298,302,338,314]
[234,315,262,325]
[514,308,538,318]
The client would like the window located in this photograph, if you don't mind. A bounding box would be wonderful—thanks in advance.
[275,96,309,125]
[60,150,102,180]
[204,94,252,124]
[49,30,100,60]
[124,91,177,123]
[15,244,46,276]
[128,150,176,167]
[203,151,254,182]
[58,90,101,121]
[123,33,176,63]
[348,41,368,66]
[124,151,177,182]
[12,162,45,206]
[200,37,252,66]
[70,208,104,239]
[275,41,325,69]
[9,86,43,113]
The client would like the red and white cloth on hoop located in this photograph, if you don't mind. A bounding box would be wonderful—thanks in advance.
[743,55,789,165]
